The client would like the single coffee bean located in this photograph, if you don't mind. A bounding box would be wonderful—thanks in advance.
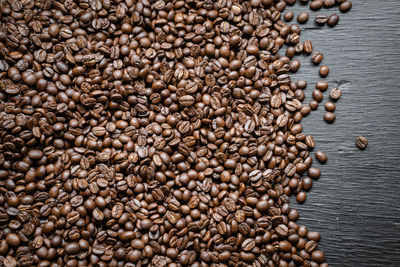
[312,250,326,263]
[6,233,20,246]
[310,0,323,10]
[305,240,318,253]
[312,52,324,65]
[296,192,307,204]
[178,95,195,107]
[309,100,319,110]
[302,177,313,191]
[284,11,294,22]
[27,150,43,160]
[327,14,340,27]
[330,88,342,101]
[315,151,328,164]
[297,80,308,89]
[242,238,256,251]
[303,40,313,54]
[289,59,301,72]
[325,101,336,112]
[307,231,321,241]
[308,167,321,179]
[316,81,329,91]
[312,90,323,102]
[356,136,368,150]
[323,0,336,8]
[319,65,330,77]
[297,12,309,24]
[324,112,336,123]
[340,1,352,12]
[315,15,328,25]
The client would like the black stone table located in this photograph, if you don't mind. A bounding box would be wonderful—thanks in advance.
[284,1,400,266]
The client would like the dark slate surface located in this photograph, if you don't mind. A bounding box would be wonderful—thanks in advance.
[283,1,400,266]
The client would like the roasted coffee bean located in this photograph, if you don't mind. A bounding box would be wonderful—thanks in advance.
[284,11,294,22]
[312,90,324,102]
[323,0,336,8]
[6,233,20,246]
[290,59,301,72]
[315,151,328,164]
[308,167,321,179]
[319,66,330,77]
[297,12,310,24]
[330,88,342,101]
[242,238,256,251]
[296,192,307,204]
[310,0,323,10]
[312,52,324,65]
[302,177,314,191]
[356,136,368,150]
[312,250,326,263]
[325,101,336,112]
[340,1,352,12]
[315,14,328,25]
[309,100,319,110]
[324,112,336,123]
[327,14,340,27]
[303,40,313,54]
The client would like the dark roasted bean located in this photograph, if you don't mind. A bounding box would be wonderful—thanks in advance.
[330,88,342,101]
[356,136,368,150]
[315,151,328,164]
[310,0,323,11]
[327,14,340,27]
[297,12,310,24]
[319,65,330,77]
[324,112,336,123]
[312,52,324,65]
[315,15,328,25]
[340,1,352,12]
[284,11,294,22]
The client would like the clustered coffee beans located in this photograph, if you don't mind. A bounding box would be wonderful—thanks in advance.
[0,0,352,266]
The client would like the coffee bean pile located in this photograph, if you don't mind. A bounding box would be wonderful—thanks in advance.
[0,0,351,266]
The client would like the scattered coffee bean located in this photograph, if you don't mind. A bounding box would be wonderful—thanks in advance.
[328,14,340,27]
[298,80,308,89]
[330,88,343,101]
[316,81,329,91]
[308,167,322,179]
[310,0,323,10]
[356,136,368,150]
[290,59,301,72]
[312,250,326,263]
[297,192,307,204]
[340,1,353,12]
[312,52,324,64]
[315,14,329,25]
[298,12,310,24]
[284,11,295,22]
[304,40,313,54]
[325,101,336,112]
[323,0,336,8]
[319,65,330,77]
[310,100,320,110]
[315,151,328,164]
[303,177,314,191]
[324,112,336,123]
[312,90,324,102]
